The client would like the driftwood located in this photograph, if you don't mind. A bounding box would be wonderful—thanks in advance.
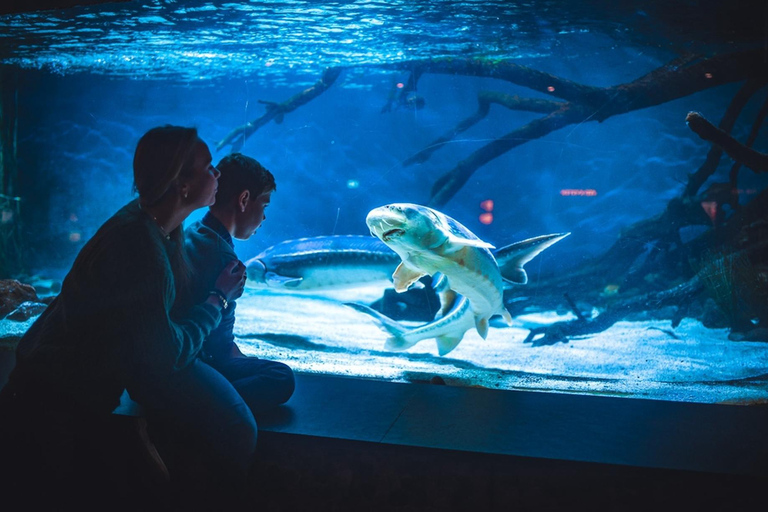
[403,91,564,166]
[523,275,704,346]
[216,67,342,152]
[686,111,768,173]
[381,50,768,207]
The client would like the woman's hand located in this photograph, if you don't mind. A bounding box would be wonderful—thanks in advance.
[214,259,247,302]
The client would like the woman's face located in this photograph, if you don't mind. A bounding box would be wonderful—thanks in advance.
[184,140,220,208]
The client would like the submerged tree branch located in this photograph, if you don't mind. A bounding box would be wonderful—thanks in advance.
[730,93,768,185]
[686,111,768,173]
[420,49,768,207]
[683,78,767,197]
[403,91,564,167]
[523,275,704,346]
[216,67,342,152]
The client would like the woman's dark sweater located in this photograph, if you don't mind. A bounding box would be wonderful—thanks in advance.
[6,199,221,414]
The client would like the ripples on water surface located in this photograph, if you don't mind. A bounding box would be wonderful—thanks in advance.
[0,0,762,82]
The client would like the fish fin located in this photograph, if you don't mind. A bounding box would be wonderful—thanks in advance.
[435,288,458,319]
[430,272,449,292]
[446,234,495,250]
[503,269,528,285]
[436,333,464,356]
[392,262,426,293]
[495,233,569,284]
[501,308,513,326]
[384,335,420,351]
[474,316,489,339]
[265,272,303,288]
[345,303,409,340]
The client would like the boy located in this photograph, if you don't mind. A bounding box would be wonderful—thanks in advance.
[185,153,294,414]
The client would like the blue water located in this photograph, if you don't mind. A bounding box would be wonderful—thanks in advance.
[3,0,764,274]
[1,0,768,402]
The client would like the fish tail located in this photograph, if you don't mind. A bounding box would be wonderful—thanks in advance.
[345,302,417,350]
[385,335,421,351]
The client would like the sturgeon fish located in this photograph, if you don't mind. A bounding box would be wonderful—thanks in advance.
[360,203,569,354]
[346,273,476,355]
[245,235,401,290]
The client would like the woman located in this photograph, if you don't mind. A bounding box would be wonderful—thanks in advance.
[0,126,255,505]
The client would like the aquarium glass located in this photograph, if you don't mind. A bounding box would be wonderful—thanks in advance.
[1,0,767,404]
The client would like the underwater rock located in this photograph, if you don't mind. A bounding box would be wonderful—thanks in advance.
[6,301,48,321]
[0,279,39,318]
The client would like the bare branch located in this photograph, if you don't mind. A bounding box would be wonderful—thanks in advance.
[686,111,768,173]
[403,91,564,167]
[427,49,768,207]
[216,67,342,152]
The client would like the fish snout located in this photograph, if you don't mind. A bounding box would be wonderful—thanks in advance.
[244,258,268,286]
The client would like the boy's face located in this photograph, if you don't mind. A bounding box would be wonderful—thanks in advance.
[234,190,271,240]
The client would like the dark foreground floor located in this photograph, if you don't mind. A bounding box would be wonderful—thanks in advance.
[1,371,766,511]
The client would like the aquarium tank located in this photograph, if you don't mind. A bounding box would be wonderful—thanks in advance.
[1,0,767,404]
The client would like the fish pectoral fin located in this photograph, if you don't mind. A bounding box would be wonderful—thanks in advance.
[436,333,464,356]
[392,262,426,293]
[501,309,513,326]
[447,234,495,250]
[265,272,303,288]
[474,316,490,339]
[435,288,458,319]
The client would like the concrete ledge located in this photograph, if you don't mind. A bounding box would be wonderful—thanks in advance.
[247,373,768,509]
[258,373,768,477]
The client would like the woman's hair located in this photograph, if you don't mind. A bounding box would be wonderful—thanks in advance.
[133,125,200,206]
[213,153,276,206]
[132,125,200,311]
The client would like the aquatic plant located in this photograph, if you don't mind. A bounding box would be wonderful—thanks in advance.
[697,250,768,336]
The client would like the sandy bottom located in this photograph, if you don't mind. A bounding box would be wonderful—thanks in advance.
[234,287,768,404]
[3,285,767,404]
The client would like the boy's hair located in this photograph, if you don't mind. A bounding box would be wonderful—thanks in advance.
[214,153,276,206]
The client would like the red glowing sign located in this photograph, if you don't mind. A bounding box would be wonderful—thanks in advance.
[480,199,494,212]
[479,213,493,225]
[560,189,597,196]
